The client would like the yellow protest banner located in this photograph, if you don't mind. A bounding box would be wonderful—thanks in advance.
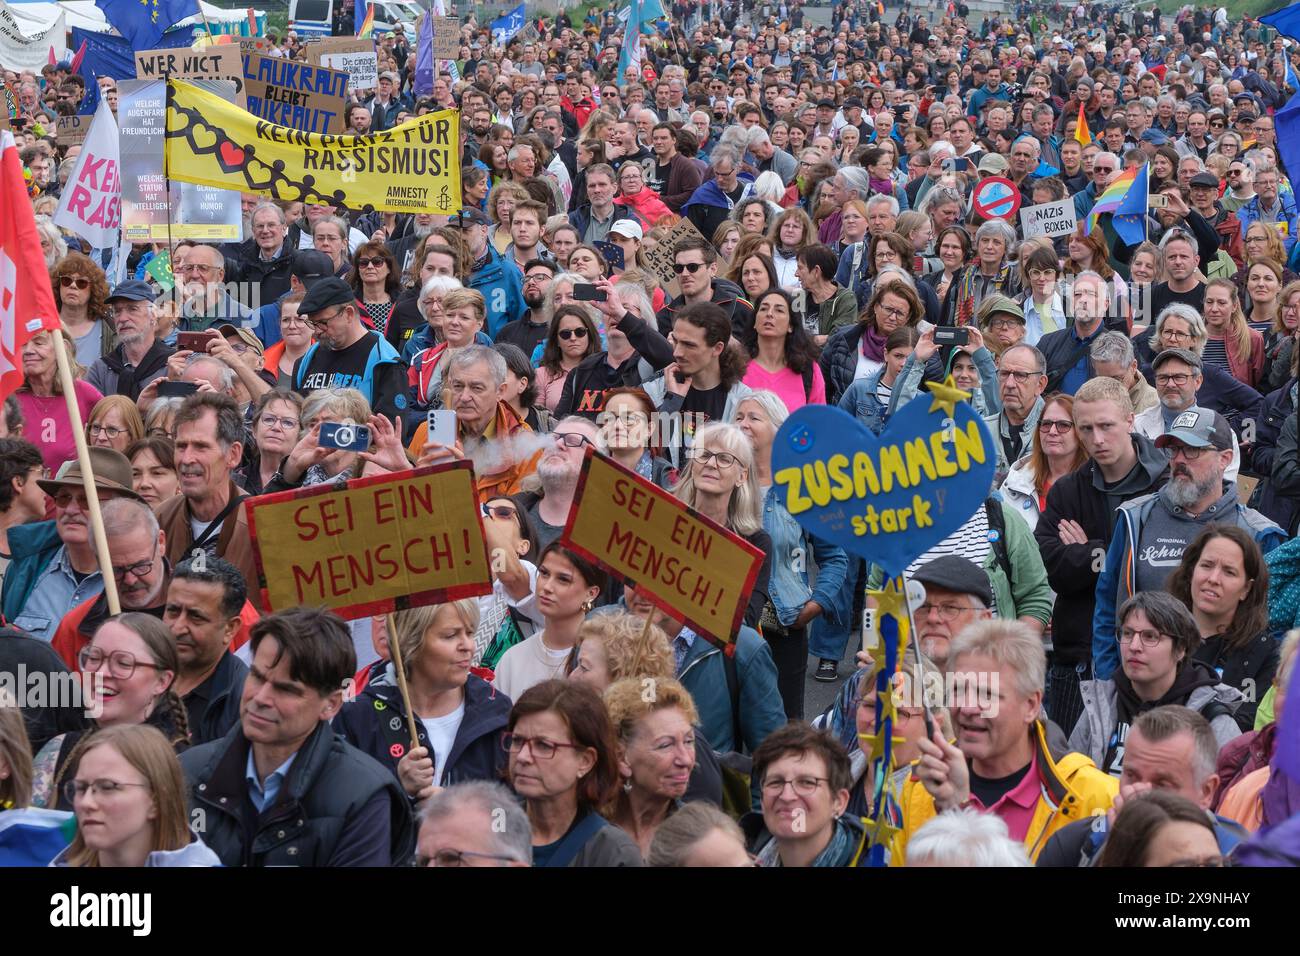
[245,462,492,620]
[562,449,764,647]
[164,78,461,214]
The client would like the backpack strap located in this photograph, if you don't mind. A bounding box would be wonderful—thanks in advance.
[801,364,814,402]
[542,811,608,868]
[722,648,744,754]
[984,498,1015,586]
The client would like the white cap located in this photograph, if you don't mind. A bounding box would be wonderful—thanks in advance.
[609,219,643,240]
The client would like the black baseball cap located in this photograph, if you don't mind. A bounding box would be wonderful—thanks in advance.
[291,250,335,286]
[1156,408,1234,452]
[107,280,156,303]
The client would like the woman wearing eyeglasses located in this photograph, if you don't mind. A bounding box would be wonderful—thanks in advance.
[820,278,925,406]
[346,241,400,338]
[50,724,219,867]
[1000,393,1087,533]
[235,389,304,497]
[750,722,866,867]
[408,287,488,419]
[334,599,513,804]
[86,396,144,455]
[534,305,602,414]
[262,293,314,386]
[494,543,607,702]
[14,329,104,473]
[1017,241,1066,345]
[1069,592,1243,776]
[31,614,190,811]
[50,252,114,366]
[504,679,641,867]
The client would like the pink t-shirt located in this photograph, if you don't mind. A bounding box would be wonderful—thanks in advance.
[15,379,105,473]
[967,748,1041,845]
[741,362,827,413]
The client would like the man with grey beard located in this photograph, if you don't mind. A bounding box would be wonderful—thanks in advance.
[387,213,436,278]
[524,417,603,550]
[1091,409,1284,682]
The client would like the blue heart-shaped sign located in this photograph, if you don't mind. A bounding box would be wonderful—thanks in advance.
[771,389,996,578]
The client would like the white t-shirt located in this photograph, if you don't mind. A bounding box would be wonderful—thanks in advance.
[493,632,573,701]
[854,347,883,382]
[421,701,466,785]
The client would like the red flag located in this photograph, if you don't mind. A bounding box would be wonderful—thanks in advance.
[48,46,56,68]
[247,7,257,34]
[1,133,62,402]
[70,40,88,75]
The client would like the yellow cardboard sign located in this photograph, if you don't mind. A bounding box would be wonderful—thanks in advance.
[246,462,491,620]
[562,450,764,646]
[164,78,461,214]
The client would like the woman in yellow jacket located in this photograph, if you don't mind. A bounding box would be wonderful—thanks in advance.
[889,620,1118,865]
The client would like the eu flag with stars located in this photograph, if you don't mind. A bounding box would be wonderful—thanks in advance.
[96,0,200,51]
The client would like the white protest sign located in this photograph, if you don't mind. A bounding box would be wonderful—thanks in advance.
[1019,199,1077,240]
[0,3,66,72]
[309,38,378,91]
[53,98,121,248]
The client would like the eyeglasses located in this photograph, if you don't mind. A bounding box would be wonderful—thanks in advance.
[422,848,520,867]
[59,275,90,290]
[53,488,102,510]
[762,775,829,796]
[110,545,158,580]
[78,647,163,680]
[555,432,594,448]
[997,368,1037,383]
[1039,419,1074,433]
[356,257,387,269]
[481,503,519,522]
[259,414,300,431]
[918,601,977,622]
[988,318,1022,330]
[501,733,580,759]
[1118,626,1168,648]
[63,779,151,803]
[1167,443,1209,460]
[178,263,217,276]
[89,423,127,440]
[673,261,706,274]
[305,307,346,329]
[693,449,738,468]
[557,327,589,341]
[523,272,551,285]
[1155,372,1194,386]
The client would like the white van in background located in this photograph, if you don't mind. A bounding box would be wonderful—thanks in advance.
[288,0,423,40]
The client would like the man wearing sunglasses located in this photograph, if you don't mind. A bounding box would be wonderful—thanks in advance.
[1,448,141,643]
[525,417,603,550]
[1093,408,1283,680]
[653,235,754,341]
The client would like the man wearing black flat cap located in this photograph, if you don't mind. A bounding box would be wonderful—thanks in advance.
[907,556,995,671]
[291,277,407,424]
[86,281,173,401]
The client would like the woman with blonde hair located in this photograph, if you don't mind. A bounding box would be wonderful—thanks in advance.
[1202,278,1265,387]
[408,287,487,415]
[334,598,512,802]
[1244,258,1286,337]
[603,677,699,858]
[52,724,218,867]
[711,221,742,266]
[86,395,145,454]
[672,422,771,629]
[894,210,937,274]
[648,801,752,866]
[0,689,79,864]
[569,611,674,689]
[14,328,103,472]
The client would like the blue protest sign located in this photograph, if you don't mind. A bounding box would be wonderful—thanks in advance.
[771,382,995,578]
[491,4,526,45]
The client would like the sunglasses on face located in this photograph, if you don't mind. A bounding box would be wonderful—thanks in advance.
[557,327,589,341]
[59,275,90,290]
[673,261,706,274]
[481,503,519,521]
[356,257,387,268]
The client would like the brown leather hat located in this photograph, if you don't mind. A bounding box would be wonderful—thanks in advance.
[37,446,145,502]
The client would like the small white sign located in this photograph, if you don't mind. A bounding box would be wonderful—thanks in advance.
[1019,199,1077,240]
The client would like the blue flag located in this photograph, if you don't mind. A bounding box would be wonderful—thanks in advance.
[617,0,643,86]
[1278,87,1300,191]
[491,4,526,46]
[1263,3,1300,42]
[414,13,434,96]
[1111,162,1149,247]
[72,25,194,114]
[95,0,200,51]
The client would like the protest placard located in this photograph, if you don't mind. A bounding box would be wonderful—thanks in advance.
[770,378,995,575]
[134,45,246,109]
[1019,199,1077,240]
[55,115,89,147]
[53,99,120,248]
[165,78,462,214]
[0,3,66,72]
[241,52,349,135]
[562,450,764,647]
[433,17,461,58]
[308,37,378,90]
[640,215,704,299]
[246,462,493,620]
[119,79,242,242]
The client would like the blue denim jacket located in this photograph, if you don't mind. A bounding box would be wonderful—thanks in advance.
[762,486,852,630]
[836,368,891,435]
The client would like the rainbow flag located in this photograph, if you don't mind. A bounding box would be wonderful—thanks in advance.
[357,2,375,38]
[1086,163,1140,235]
[1074,102,1092,146]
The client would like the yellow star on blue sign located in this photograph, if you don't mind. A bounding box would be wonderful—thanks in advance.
[926,374,971,417]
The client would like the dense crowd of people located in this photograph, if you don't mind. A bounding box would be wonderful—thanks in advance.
[1,0,1299,868]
